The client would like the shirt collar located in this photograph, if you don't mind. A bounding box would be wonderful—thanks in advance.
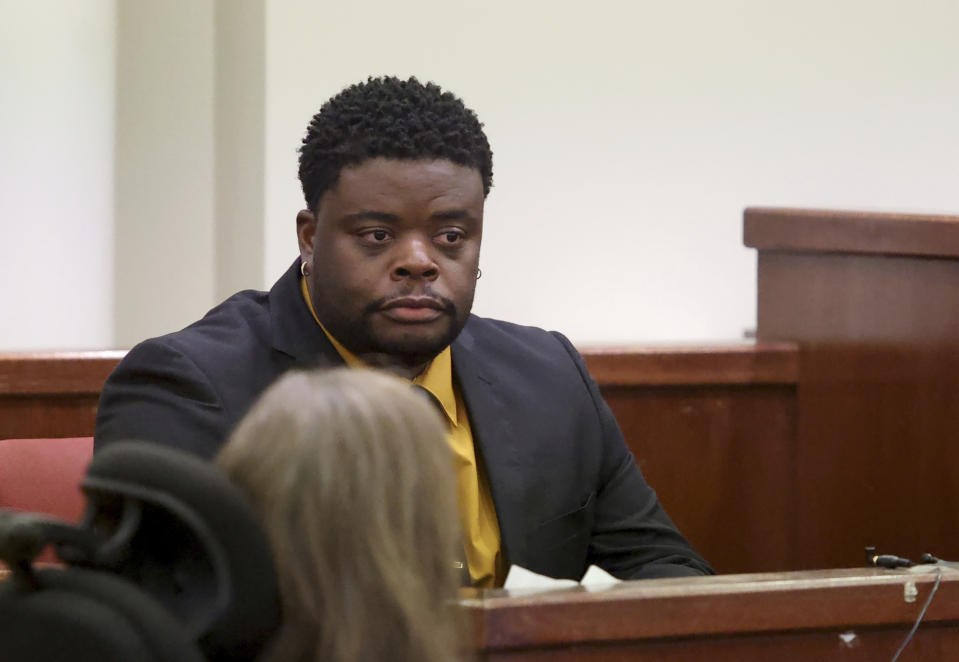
[300,277,458,426]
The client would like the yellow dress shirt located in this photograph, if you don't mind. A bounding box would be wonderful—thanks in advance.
[300,278,504,587]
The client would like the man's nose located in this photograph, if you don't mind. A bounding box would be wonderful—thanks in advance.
[392,238,438,281]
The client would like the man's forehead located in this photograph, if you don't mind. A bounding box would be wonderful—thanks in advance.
[339,157,482,187]
[326,157,485,211]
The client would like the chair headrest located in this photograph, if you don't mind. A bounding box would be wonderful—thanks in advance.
[81,442,281,662]
[0,567,206,662]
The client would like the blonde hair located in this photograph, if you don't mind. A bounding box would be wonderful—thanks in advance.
[216,368,464,662]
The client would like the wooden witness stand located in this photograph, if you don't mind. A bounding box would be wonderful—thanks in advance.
[746,207,959,570]
[4,565,956,659]
[0,343,800,577]
[463,568,959,660]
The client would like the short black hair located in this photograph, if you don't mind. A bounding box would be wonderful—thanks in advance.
[298,76,493,212]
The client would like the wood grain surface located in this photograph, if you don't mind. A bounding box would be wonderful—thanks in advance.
[464,567,959,661]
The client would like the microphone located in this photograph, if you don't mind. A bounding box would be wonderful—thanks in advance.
[865,546,915,568]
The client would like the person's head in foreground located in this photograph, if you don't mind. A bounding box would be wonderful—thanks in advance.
[296,75,493,379]
[217,368,463,662]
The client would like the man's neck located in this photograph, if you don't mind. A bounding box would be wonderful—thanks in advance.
[355,351,430,380]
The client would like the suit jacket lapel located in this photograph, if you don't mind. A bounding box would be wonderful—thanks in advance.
[269,274,525,564]
[452,321,527,569]
[269,259,344,369]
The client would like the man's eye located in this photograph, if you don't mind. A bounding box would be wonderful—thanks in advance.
[438,231,463,244]
[360,229,390,243]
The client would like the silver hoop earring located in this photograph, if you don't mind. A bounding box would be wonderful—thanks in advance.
[300,261,310,277]
[476,268,482,280]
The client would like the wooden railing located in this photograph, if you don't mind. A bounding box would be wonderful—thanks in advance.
[0,339,955,576]
[0,344,799,575]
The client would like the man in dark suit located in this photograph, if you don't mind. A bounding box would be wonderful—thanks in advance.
[96,76,712,585]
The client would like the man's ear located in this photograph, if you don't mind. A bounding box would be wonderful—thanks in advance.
[296,209,317,264]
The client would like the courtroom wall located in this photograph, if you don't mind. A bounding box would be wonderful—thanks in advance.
[261,0,959,344]
[0,1,115,350]
[1,1,957,350]
[114,0,217,347]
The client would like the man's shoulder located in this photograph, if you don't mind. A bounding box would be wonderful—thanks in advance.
[135,288,272,363]
[456,315,581,369]
[178,288,272,344]
[96,271,310,455]
[461,314,556,339]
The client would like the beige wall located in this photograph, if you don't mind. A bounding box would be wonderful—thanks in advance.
[0,0,116,350]
[2,0,957,349]
[113,0,267,347]
[214,0,265,302]
[114,0,216,347]
[262,0,959,343]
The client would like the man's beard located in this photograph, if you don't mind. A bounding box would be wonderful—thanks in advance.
[326,294,467,367]
[366,322,462,367]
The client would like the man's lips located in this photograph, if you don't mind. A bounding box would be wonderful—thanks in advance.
[378,297,447,323]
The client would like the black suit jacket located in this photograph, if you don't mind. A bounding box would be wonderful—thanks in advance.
[96,261,712,581]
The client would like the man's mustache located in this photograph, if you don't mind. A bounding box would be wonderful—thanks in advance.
[363,293,456,316]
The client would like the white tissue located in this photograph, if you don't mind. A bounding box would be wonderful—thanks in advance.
[503,564,622,590]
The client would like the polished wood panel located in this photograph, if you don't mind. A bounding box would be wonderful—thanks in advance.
[5,566,957,659]
[0,344,798,436]
[794,343,959,569]
[755,250,959,342]
[0,346,799,575]
[604,382,797,573]
[748,207,959,571]
[0,352,126,395]
[747,207,959,343]
[464,567,959,661]
[586,344,800,573]
[582,341,798,386]
[0,352,125,439]
[745,207,959,258]
[0,344,798,396]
